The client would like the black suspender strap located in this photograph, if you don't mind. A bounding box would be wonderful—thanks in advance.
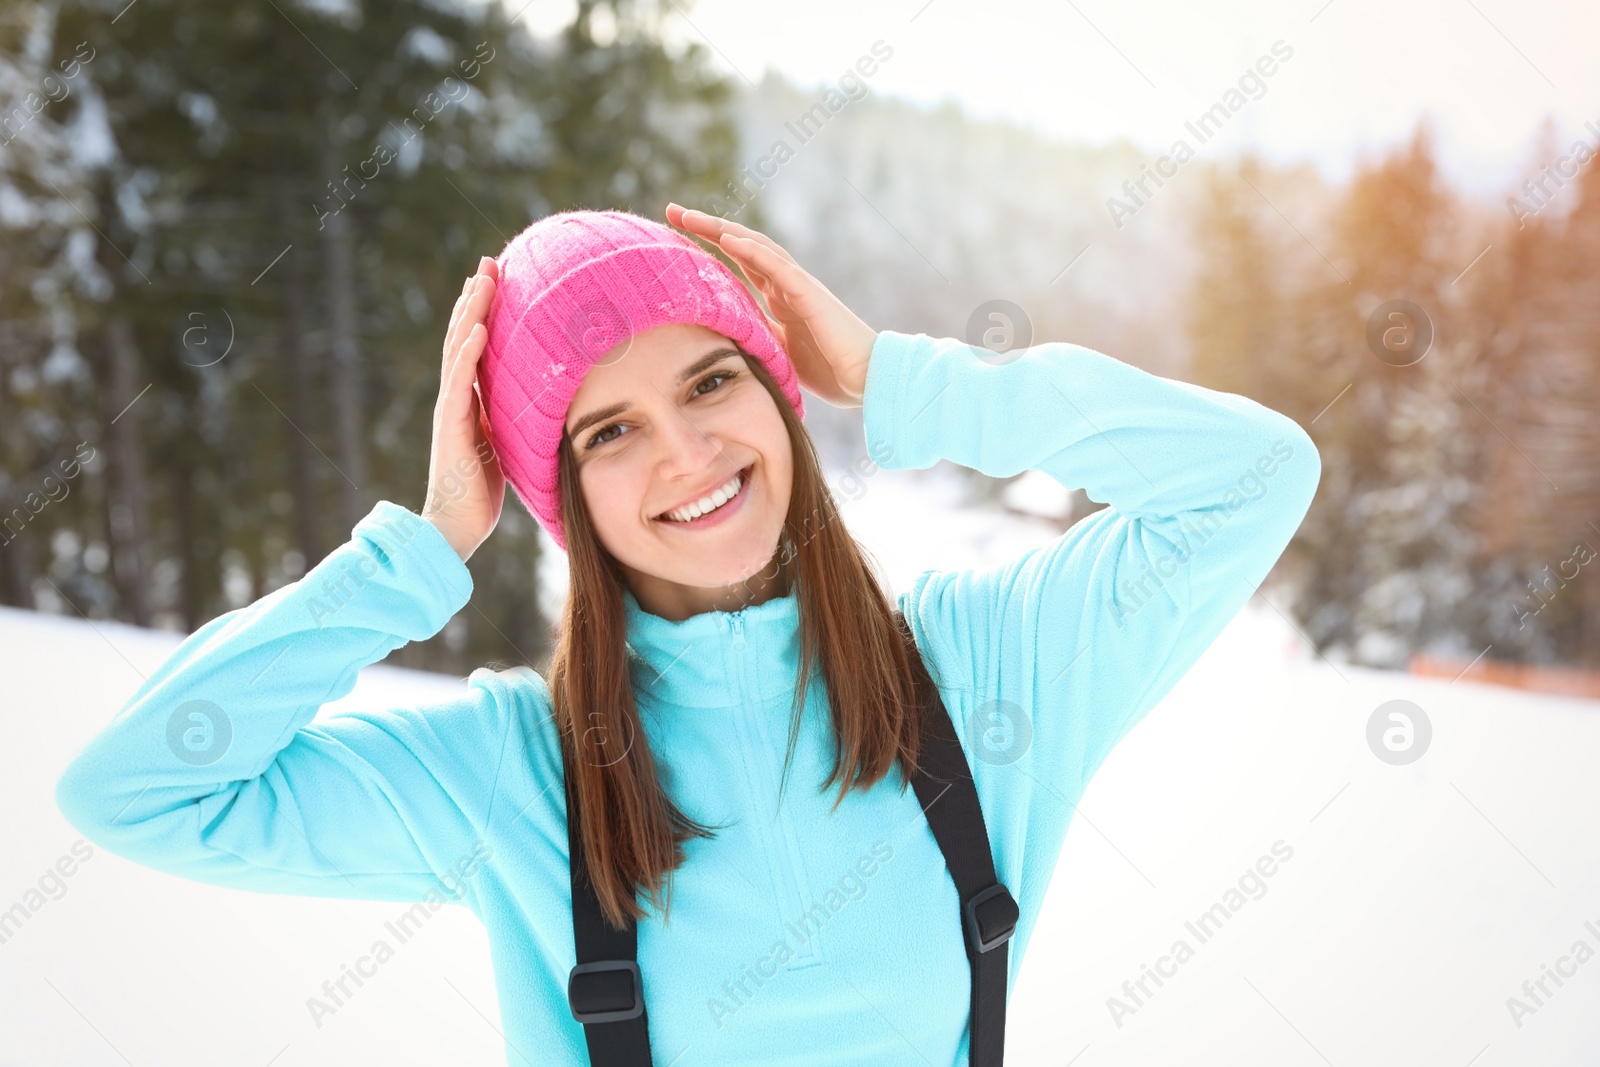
[564,609,1019,1066]
[894,610,1021,1066]
[564,764,654,1064]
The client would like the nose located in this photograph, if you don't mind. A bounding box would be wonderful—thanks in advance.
[655,406,732,483]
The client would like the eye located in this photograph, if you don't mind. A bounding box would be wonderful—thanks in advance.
[693,369,737,397]
[586,421,623,449]
[583,370,738,451]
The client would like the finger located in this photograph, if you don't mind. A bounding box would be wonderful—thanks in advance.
[713,219,797,265]
[740,265,795,330]
[443,275,477,361]
[464,272,496,337]
[446,258,495,352]
[667,212,788,293]
[713,231,786,294]
[442,321,488,423]
[443,276,474,356]
[719,234,811,311]
[472,379,504,475]
[461,316,491,373]
[446,272,495,360]
[721,241,774,296]
[448,273,489,353]
[673,208,798,267]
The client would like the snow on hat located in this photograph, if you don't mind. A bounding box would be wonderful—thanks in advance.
[477,209,805,552]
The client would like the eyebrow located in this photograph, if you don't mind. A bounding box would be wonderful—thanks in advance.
[566,347,744,446]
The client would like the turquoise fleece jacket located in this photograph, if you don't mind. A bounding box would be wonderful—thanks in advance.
[55,329,1321,1066]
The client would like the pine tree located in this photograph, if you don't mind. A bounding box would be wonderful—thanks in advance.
[1264,122,1481,665]
[2,0,747,674]
[1457,122,1600,666]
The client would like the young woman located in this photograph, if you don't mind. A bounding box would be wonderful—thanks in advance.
[56,206,1321,1066]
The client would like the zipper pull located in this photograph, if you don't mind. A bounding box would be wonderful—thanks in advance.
[729,613,746,652]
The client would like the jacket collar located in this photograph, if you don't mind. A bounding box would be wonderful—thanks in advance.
[622,584,803,709]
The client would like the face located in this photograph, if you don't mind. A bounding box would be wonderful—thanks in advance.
[563,323,795,620]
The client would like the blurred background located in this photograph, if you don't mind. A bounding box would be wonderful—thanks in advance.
[4,0,1600,1064]
[3,0,1597,677]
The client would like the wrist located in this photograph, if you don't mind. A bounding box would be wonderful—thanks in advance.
[843,328,877,407]
[422,512,475,563]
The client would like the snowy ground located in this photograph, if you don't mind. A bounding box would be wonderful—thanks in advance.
[6,461,1599,1066]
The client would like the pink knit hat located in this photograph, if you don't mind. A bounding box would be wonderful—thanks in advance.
[477,209,806,552]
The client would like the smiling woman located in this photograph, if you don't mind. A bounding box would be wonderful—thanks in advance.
[54,205,1319,1067]
[467,209,1030,1059]
[556,323,796,622]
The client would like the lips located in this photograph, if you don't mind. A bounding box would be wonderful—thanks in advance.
[655,464,752,522]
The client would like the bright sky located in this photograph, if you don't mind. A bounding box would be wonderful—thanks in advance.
[518,0,1600,201]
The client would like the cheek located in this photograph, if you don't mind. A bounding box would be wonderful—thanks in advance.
[759,419,795,493]
[581,467,639,533]
[737,394,791,464]
[767,439,794,495]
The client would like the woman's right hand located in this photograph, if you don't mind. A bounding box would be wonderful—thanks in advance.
[422,256,505,563]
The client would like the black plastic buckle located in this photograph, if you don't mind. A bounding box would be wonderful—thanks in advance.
[568,960,644,1024]
[963,883,1019,954]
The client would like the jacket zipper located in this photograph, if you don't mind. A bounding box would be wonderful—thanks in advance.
[728,610,821,969]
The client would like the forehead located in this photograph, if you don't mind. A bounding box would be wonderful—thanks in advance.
[564,323,738,432]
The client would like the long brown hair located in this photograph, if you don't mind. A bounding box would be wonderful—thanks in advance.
[545,346,943,929]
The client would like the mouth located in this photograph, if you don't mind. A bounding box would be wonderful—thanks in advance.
[654,464,754,530]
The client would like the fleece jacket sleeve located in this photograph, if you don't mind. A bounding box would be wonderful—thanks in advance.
[860,329,1321,947]
[53,501,507,907]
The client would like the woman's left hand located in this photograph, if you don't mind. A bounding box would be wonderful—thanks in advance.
[666,204,877,408]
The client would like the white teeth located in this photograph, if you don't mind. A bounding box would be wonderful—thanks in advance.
[664,470,744,523]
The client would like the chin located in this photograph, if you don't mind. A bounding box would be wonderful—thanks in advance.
[669,524,786,588]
